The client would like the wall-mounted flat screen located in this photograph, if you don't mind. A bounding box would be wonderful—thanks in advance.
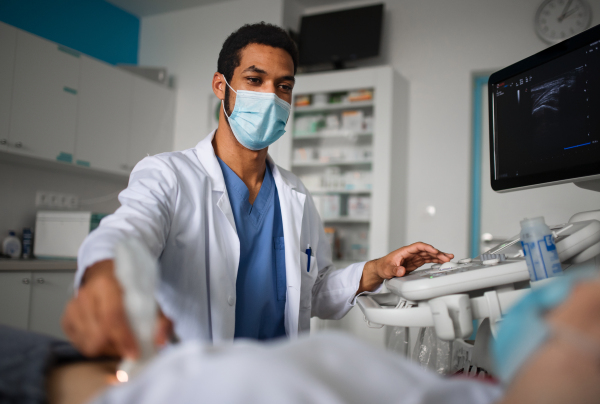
[489,24,600,192]
[299,4,384,68]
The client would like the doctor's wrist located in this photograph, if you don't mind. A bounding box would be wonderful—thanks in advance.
[81,259,115,286]
[357,259,385,295]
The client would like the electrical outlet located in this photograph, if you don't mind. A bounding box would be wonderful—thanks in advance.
[36,191,79,209]
[50,193,61,208]
[35,191,50,207]
[66,195,79,209]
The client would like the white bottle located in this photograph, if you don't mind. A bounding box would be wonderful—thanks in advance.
[520,217,562,281]
[2,231,22,259]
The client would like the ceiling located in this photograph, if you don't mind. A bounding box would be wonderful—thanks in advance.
[106,0,223,17]
[106,0,351,17]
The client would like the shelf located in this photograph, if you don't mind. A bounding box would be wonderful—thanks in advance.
[292,160,372,167]
[286,66,407,273]
[0,258,77,272]
[322,217,370,224]
[0,149,130,183]
[293,132,373,141]
[293,100,374,113]
[310,189,372,195]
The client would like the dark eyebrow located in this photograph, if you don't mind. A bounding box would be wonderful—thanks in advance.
[242,65,267,74]
[241,65,295,82]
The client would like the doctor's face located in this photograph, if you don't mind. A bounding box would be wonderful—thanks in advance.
[223,43,295,116]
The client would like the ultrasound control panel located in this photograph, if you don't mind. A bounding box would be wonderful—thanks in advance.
[386,221,600,301]
[386,259,529,301]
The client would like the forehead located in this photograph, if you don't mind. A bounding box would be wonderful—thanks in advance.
[236,43,294,75]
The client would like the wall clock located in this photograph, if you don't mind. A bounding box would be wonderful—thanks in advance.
[535,0,592,44]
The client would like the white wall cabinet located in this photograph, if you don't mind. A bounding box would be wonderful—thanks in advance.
[281,66,409,349]
[28,271,74,338]
[128,76,176,168]
[0,270,74,339]
[0,22,16,152]
[10,30,80,162]
[0,23,175,176]
[75,55,133,174]
[0,271,32,330]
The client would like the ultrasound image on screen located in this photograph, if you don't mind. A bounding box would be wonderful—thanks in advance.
[528,67,586,158]
[531,70,578,116]
[493,44,600,182]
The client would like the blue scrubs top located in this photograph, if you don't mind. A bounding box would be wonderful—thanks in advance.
[217,157,287,340]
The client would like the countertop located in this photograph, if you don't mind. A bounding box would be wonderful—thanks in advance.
[0,258,77,271]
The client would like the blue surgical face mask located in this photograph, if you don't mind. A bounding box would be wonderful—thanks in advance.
[222,76,291,151]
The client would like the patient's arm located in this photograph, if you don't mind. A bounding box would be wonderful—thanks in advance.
[499,281,600,404]
[47,360,118,404]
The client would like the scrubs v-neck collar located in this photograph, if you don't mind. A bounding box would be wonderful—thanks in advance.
[217,158,274,228]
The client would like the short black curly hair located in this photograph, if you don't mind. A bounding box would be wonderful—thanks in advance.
[217,22,299,83]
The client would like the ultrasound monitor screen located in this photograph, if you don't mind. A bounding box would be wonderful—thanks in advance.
[489,24,600,191]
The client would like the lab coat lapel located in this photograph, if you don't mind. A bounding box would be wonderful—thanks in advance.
[195,132,238,234]
[270,156,305,338]
[195,132,239,283]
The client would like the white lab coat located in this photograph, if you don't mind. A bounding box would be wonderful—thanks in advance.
[76,131,368,343]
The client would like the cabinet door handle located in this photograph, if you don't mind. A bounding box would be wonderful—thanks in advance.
[22,278,30,284]
[36,278,44,284]
[14,141,23,148]
[0,139,7,145]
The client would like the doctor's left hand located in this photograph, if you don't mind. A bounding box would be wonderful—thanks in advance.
[357,242,453,294]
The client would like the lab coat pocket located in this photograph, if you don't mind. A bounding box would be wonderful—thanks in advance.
[300,251,317,310]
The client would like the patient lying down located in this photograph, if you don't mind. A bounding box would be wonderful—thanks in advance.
[3,276,600,404]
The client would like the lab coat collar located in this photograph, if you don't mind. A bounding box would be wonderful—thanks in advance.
[195,130,303,195]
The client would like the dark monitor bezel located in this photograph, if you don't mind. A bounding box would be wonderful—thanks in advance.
[488,24,600,192]
[298,3,384,67]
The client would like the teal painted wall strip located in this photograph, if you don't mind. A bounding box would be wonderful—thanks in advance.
[56,152,73,163]
[76,160,90,167]
[57,45,80,58]
[63,87,77,95]
[0,0,139,65]
[470,75,490,257]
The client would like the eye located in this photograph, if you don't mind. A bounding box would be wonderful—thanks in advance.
[246,77,261,84]
[279,84,293,92]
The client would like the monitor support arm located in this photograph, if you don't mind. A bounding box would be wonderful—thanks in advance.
[574,177,600,192]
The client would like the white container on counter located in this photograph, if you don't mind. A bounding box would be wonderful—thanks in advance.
[2,231,22,259]
[34,211,107,259]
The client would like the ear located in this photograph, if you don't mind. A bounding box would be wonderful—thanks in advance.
[212,72,226,100]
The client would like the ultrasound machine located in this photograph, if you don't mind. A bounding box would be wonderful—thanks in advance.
[357,24,600,374]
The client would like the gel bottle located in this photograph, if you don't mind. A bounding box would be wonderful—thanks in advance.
[520,217,562,281]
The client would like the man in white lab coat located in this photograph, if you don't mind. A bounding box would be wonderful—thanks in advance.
[62,22,452,358]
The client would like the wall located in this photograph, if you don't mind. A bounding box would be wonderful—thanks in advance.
[138,0,285,152]
[0,160,127,241]
[0,0,139,65]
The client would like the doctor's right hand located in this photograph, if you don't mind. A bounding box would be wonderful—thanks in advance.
[61,260,173,359]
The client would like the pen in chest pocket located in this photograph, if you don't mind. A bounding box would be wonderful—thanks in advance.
[305,244,312,272]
